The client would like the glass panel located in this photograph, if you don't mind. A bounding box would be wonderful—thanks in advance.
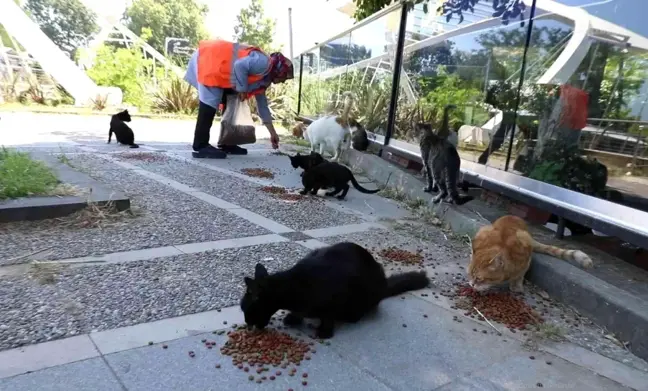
[391,1,544,160]
[516,0,648,213]
[297,7,403,138]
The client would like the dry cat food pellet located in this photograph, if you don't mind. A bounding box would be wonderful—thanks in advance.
[378,247,424,265]
[215,364,221,369]
[260,186,288,195]
[162,344,168,349]
[241,168,275,179]
[148,341,153,346]
[220,327,313,384]
[454,284,543,329]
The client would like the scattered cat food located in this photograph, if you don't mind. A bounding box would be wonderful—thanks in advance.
[277,193,307,202]
[116,152,168,162]
[188,351,195,358]
[220,327,314,385]
[261,186,288,195]
[241,168,275,179]
[454,285,543,330]
[378,247,424,265]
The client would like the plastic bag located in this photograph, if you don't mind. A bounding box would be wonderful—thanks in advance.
[218,94,257,146]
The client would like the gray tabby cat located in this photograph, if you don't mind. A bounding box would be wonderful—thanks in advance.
[418,104,474,205]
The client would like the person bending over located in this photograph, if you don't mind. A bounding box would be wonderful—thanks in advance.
[184,39,294,159]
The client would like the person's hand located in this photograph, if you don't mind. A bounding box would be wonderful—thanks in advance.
[270,132,279,149]
[238,92,247,101]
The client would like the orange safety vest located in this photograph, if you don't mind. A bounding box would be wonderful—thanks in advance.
[197,40,271,98]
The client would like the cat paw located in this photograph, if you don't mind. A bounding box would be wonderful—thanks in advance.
[423,186,433,193]
[309,190,318,195]
[432,196,443,204]
[315,321,334,339]
[283,313,303,326]
[336,195,346,201]
[299,190,308,195]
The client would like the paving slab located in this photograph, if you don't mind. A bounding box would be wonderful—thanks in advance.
[0,357,122,391]
[104,332,392,391]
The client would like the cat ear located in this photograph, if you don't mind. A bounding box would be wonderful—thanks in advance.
[254,263,268,279]
[244,276,255,287]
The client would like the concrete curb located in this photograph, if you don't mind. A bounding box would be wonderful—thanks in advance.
[0,153,130,223]
[342,148,648,362]
[0,107,200,121]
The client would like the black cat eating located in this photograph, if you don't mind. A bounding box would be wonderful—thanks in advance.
[240,242,430,339]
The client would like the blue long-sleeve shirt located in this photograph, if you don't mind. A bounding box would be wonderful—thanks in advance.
[184,49,273,123]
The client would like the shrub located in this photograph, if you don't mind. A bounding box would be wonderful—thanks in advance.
[152,77,198,115]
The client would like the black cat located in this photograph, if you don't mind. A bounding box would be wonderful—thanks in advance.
[289,151,326,177]
[240,242,430,339]
[108,109,139,148]
[300,161,380,200]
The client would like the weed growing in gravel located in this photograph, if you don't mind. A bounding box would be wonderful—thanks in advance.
[28,261,67,285]
[0,148,59,199]
[56,153,72,166]
[55,200,141,229]
[379,186,407,202]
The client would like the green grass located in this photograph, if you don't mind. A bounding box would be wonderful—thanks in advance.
[0,148,59,199]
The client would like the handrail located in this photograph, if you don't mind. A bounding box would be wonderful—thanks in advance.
[299,1,404,55]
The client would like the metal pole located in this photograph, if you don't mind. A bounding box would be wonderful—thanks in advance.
[504,0,537,172]
[383,2,409,152]
[297,54,304,115]
[288,8,294,60]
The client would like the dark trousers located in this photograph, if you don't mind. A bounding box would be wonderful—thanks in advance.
[192,89,237,151]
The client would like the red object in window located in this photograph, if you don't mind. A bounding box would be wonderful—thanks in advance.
[218,103,224,113]
[560,84,589,130]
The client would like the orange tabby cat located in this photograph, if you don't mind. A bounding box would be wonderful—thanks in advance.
[467,215,593,293]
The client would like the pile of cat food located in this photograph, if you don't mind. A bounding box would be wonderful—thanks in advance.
[378,247,424,266]
[219,326,314,386]
[260,186,288,195]
[242,168,275,179]
[116,152,168,162]
[454,284,543,331]
[259,186,308,202]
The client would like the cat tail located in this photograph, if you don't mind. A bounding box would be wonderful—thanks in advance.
[385,271,430,298]
[346,168,380,194]
[529,238,593,268]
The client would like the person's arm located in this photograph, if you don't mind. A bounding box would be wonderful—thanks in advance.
[233,52,271,93]
[255,93,279,147]
[254,93,273,125]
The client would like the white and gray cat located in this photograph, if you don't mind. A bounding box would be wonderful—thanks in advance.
[418,104,473,205]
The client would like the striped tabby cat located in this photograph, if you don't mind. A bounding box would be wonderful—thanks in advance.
[418,104,473,205]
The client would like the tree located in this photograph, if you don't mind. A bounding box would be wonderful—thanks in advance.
[233,0,277,53]
[125,0,209,55]
[24,0,99,56]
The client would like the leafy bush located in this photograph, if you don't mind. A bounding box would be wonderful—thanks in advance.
[0,148,59,199]
[86,44,153,108]
[152,77,198,115]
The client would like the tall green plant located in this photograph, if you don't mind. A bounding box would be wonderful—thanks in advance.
[86,42,153,108]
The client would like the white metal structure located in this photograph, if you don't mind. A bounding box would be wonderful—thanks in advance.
[0,0,115,105]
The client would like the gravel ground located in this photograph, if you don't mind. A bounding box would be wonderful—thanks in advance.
[112,154,364,231]
[0,242,310,351]
[0,155,269,264]
[322,224,648,373]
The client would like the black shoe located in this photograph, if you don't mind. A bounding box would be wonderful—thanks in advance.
[192,146,226,159]
[218,145,248,155]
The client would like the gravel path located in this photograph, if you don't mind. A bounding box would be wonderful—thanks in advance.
[113,154,364,231]
[0,156,269,264]
[321,224,648,374]
[0,242,310,351]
